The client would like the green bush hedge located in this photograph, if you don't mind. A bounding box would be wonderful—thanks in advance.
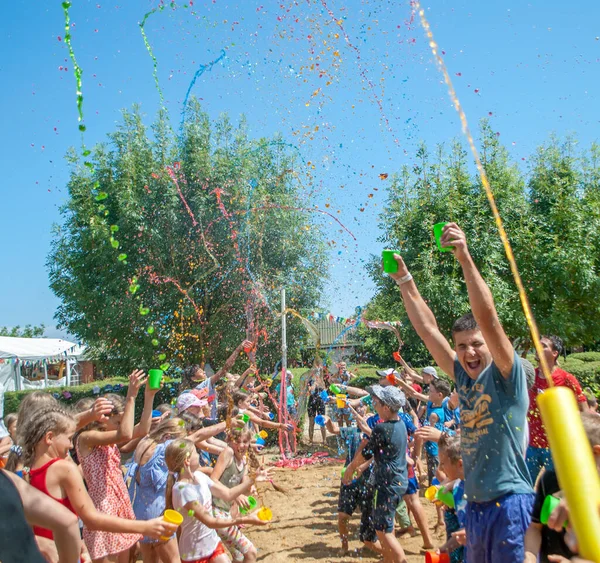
[564,362,600,396]
[567,352,600,363]
[4,378,181,418]
[562,358,585,367]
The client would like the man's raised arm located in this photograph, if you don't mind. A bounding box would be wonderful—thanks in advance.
[388,254,456,381]
[441,223,514,379]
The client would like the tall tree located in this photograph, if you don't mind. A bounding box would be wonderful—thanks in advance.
[48,100,328,374]
[363,123,600,367]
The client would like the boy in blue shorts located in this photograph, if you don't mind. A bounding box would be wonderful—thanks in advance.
[388,223,534,563]
[343,385,409,563]
[322,405,381,556]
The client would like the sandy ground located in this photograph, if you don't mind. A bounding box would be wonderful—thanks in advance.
[249,447,442,562]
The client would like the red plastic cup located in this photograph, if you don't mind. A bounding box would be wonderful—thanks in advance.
[425,552,450,563]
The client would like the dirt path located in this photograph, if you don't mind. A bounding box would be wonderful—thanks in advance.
[250,453,442,562]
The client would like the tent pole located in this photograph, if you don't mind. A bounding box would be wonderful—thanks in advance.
[44,363,49,389]
[16,362,22,392]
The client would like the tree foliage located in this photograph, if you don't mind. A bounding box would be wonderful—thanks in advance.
[0,325,46,338]
[364,122,600,366]
[48,100,328,374]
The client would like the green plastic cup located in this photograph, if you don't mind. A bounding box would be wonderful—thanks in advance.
[540,495,566,527]
[239,495,257,515]
[148,369,163,390]
[382,249,400,273]
[329,384,342,395]
[433,222,452,252]
[436,487,455,509]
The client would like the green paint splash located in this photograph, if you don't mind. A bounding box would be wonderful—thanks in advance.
[61,2,85,131]
[139,2,177,108]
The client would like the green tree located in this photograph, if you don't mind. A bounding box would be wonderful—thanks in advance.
[0,324,46,338]
[48,100,328,375]
[524,137,600,345]
[363,123,600,367]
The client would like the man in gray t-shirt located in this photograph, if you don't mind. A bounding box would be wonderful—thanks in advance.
[386,223,534,563]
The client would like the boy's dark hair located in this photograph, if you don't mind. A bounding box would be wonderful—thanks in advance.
[451,312,479,339]
[439,433,462,464]
[581,412,600,448]
[431,379,451,397]
[542,335,564,357]
[181,364,202,391]
[232,390,249,407]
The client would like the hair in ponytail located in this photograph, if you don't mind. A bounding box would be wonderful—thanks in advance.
[164,439,195,510]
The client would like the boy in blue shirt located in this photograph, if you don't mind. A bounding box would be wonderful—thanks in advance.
[387,223,534,563]
[343,385,409,563]
[322,404,380,556]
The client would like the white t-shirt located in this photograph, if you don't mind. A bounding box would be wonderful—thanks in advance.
[195,379,218,419]
[172,471,220,561]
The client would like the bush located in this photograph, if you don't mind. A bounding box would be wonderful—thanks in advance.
[562,358,584,367]
[349,373,380,389]
[4,378,181,418]
[565,362,600,397]
[567,352,600,363]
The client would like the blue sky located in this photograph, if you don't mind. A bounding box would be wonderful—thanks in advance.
[1,0,599,338]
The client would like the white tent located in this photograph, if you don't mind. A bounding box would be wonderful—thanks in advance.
[0,336,85,392]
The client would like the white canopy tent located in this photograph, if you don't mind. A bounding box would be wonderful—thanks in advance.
[0,336,86,392]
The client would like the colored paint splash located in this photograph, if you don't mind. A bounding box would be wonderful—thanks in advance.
[61,2,85,132]
[414,1,553,386]
[139,2,176,108]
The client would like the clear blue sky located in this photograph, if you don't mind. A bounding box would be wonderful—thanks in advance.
[1,0,598,338]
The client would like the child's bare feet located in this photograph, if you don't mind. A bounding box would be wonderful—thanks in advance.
[433,522,446,536]
[395,525,417,538]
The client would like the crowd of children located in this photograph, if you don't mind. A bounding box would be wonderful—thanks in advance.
[0,338,296,563]
[2,222,600,563]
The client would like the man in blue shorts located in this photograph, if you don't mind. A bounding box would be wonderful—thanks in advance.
[387,223,534,563]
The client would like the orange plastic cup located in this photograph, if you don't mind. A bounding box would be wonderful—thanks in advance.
[161,509,183,540]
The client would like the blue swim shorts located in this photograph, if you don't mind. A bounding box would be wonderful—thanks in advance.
[465,492,535,563]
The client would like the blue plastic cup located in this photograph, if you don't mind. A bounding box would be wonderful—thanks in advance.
[152,409,162,418]
[267,412,275,420]
[255,437,266,448]
[315,414,326,426]
[320,390,329,402]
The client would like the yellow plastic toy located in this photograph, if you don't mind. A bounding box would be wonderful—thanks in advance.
[257,507,272,522]
[424,485,439,503]
[538,386,600,560]
[161,509,183,540]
